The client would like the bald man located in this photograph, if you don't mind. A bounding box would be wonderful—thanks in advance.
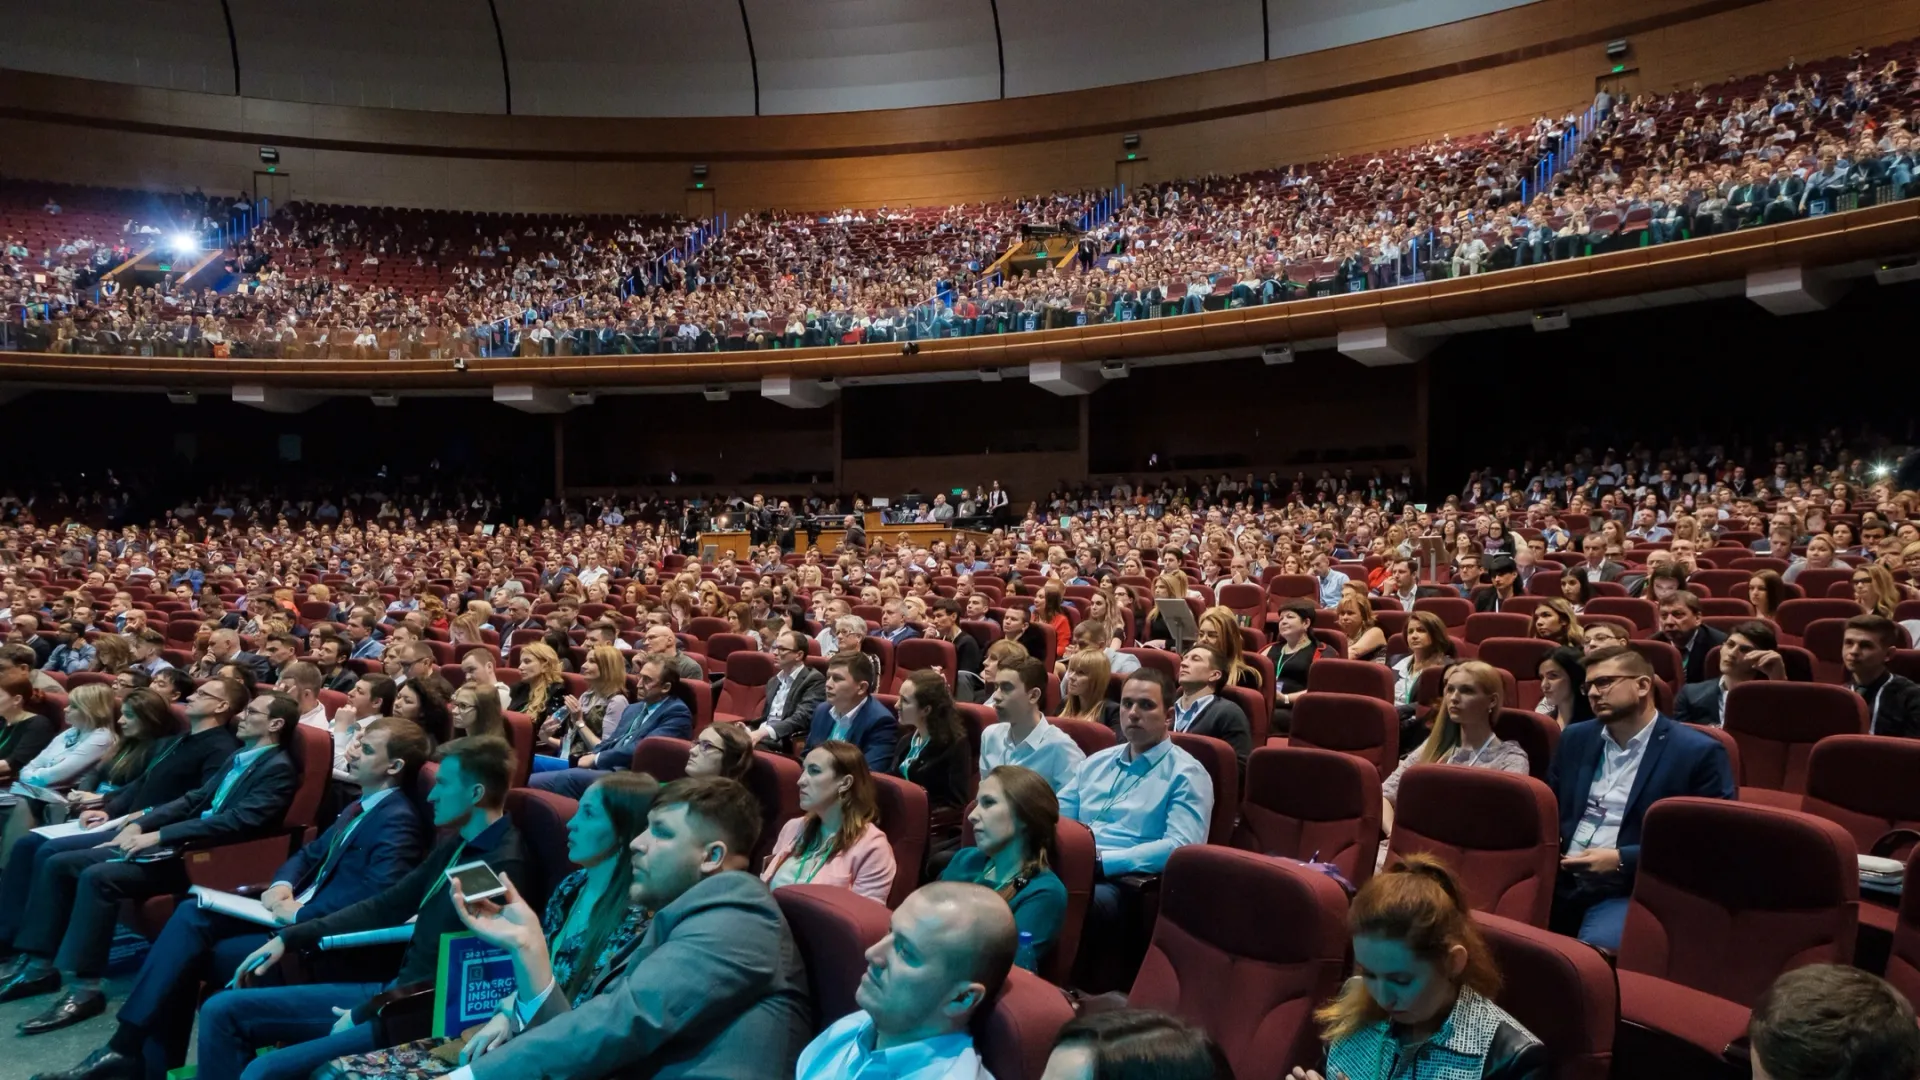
[795,883,1017,1078]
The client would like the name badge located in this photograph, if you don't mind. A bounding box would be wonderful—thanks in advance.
[1573,818,1599,846]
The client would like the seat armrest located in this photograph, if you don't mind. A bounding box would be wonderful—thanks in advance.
[368,980,436,1046]
[1109,872,1161,895]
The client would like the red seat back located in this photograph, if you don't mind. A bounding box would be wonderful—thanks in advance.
[1624,639,1684,693]
[685,616,730,641]
[1475,912,1617,1080]
[1798,618,1851,683]
[1167,732,1237,845]
[1387,765,1560,927]
[1218,583,1266,627]
[1799,734,1920,855]
[1041,818,1098,987]
[503,787,580,914]
[1304,658,1394,702]
[503,711,536,788]
[773,885,892,1030]
[892,637,957,691]
[1477,638,1557,710]
[1889,847,1920,1004]
[1493,707,1559,782]
[1289,692,1399,781]
[286,724,333,830]
[1263,573,1318,600]
[1723,682,1867,794]
[1413,596,1472,630]
[1051,717,1119,758]
[1586,597,1657,633]
[976,967,1077,1080]
[1128,847,1350,1080]
[871,773,928,907]
[685,677,714,736]
[1775,598,1864,640]
[717,650,778,720]
[749,749,804,868]
[1620,798,1858,1007]
[704,632,757,670]
[1233,746,1383,889]
[1465,612,1531,645]
[630,736,692,783]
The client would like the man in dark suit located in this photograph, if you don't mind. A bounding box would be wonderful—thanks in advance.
[1548,646,1735,949]
[312,638,360,695]
[806,651,898,773]
[0,689,303,1013]
[1657,592,1727,684]
[1579,533,1625,583]
[35,719,433,1075]
[1172,646,1253,767]
[461,778,813,1079]
[1471,555,1521,613]
[193,736,527,1080]
[532,655,694,798]
[1672,620,1786,727]
[750,630,828,748]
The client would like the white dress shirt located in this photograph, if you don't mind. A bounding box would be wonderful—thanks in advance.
[1057,736,1214,876]
[979,717,1085,791]
[1568,719,1656,856]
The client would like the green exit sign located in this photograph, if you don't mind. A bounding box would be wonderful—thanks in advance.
[1611,64,1626,73]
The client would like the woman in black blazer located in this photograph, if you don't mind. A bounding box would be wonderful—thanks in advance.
[891,668,974,871]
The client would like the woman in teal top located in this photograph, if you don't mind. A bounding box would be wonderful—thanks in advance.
[939,764,1067,972]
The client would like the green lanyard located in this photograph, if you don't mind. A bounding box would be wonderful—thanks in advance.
[417,840,471,912]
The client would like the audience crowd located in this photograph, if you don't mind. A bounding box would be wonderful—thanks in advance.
[10,42,1920,362]
[0,422,1899,1078]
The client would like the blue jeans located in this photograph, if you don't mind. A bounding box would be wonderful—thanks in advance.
[530,754,569,773]
[529,766,604,799]
[1576,896,1630,949]
[120,903,273,1074]
[196,981,386,1080]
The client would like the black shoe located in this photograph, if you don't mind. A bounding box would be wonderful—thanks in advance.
[27,1046,138,1080]
[18,988,107,1035]
[0,967,59,1004]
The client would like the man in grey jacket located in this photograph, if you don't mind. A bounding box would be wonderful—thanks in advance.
[447,777,813,1080]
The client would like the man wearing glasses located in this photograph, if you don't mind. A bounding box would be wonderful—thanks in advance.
[1546,646,1734,948]
[748,630,826,749]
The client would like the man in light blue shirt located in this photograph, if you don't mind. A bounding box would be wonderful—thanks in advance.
[796,882,1016,1080]
[41,622,97,675]
[978,657,1085,791]
[1310,551,1350,609]
[1057,666,1213,990]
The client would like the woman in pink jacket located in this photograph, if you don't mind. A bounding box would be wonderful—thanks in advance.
[761,739,897,904]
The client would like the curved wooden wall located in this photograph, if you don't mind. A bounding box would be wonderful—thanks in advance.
[0,0,1917,212]
[4,200,1913,389]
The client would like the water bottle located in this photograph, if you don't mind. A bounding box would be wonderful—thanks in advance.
[1015,930,1036,971]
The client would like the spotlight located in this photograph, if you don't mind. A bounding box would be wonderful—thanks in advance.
[170,232,200,255]
[1874,463,1893,478]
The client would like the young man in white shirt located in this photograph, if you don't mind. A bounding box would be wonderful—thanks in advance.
[978,657,1084,791]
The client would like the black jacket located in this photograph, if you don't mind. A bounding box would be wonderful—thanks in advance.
[0,713,59,776]
[1485,1020,1551,1080]
[104,724,242,818]
[1672,679,1725,727]
[140,744,299,848]
[1665,625,1728,684]
[760,666,829,742]
[888,733,972,812]
[278,815,527,1022]
[1176,693,1252,767]
[321,668,360,694]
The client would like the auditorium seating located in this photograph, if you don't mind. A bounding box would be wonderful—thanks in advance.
[872,773,931,907]
[1615,798,1858,1060]
[1385,766,1560,927]
[1288,692,1401,782]
[1168,732,1239,846]
[1127,846,1350,1080]
[1476,912,1618,1080]
[1233,745,1383,888]
[1722,682,1868,798]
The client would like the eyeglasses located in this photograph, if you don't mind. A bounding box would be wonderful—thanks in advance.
[1581,674,1638,694]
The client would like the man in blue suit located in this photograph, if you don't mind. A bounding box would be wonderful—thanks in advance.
[531,654,693,798]
[31,718,431,1079]
[806,651,898,773]
[1547,645,1735,949]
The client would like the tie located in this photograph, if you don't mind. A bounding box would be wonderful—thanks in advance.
[307,800,364,893]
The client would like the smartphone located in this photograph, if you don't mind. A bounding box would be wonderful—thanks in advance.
[446,860,508,903]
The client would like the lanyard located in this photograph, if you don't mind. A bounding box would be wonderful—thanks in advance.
[417,840,471,912]
[1097,750,1166,820]
[1856,680,1888,734]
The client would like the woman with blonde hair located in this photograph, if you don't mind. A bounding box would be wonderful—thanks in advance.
[1530,597,1585,648]
[1146,571,1189,646]
[1336,593,1388,664]
[1381,661,1530,834]
[1290,855,1543,1080]
[550,644,630,760]
[1196,606,1261,689]
[450,600,493,646]
[1059,648,1120,733]
[511,643,568,771]
[762,739,896,903]
[3,684,117,862]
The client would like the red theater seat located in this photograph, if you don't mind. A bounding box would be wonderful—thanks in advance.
[1233,745,1383,888]
[1386,765,1560,927]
